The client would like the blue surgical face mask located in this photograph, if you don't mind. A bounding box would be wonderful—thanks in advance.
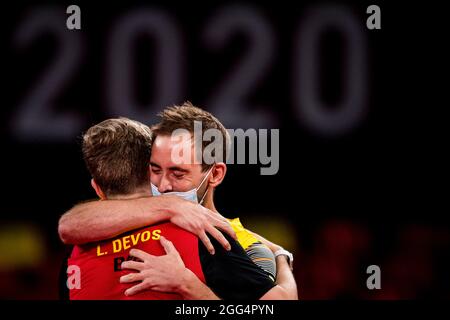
[151,166,214,204]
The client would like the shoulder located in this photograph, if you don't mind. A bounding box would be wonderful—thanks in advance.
[198,230,276,299]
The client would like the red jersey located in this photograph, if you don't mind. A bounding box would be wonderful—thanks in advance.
[68,222,205,300]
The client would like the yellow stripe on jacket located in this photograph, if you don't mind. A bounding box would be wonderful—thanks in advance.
[227,217,276,281]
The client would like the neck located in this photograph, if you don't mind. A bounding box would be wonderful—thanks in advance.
[106,187,150,200]
[202,189,220,215]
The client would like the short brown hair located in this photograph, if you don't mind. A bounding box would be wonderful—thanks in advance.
[82,118,152,196]
[152,102,230,171]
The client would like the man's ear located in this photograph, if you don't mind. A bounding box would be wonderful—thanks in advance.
[91,179,106,200]
[209,163,227,188]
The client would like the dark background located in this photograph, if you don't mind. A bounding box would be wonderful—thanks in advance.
[0,0,448,299]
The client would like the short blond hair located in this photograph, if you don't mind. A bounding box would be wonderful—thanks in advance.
[82,118,152,196]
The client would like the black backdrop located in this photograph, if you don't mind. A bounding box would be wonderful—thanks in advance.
[1,0,448,299]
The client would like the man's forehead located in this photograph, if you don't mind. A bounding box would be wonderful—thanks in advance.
[151,133,201,169]
[153,132,194,148]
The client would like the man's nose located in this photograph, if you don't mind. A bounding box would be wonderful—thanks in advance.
[158,175,173,193]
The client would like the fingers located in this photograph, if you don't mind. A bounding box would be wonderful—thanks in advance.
[128,248,154,262]
[198,231,215,255]
[159,236,176,255]
[215,220,237,240]
[124,281,149,296]
[205,211,237,241]
[121,260,145,271]
[206,225,231,251]
[120,272,144,283]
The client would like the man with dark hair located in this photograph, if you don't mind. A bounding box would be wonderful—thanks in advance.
[122,103,296,299]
